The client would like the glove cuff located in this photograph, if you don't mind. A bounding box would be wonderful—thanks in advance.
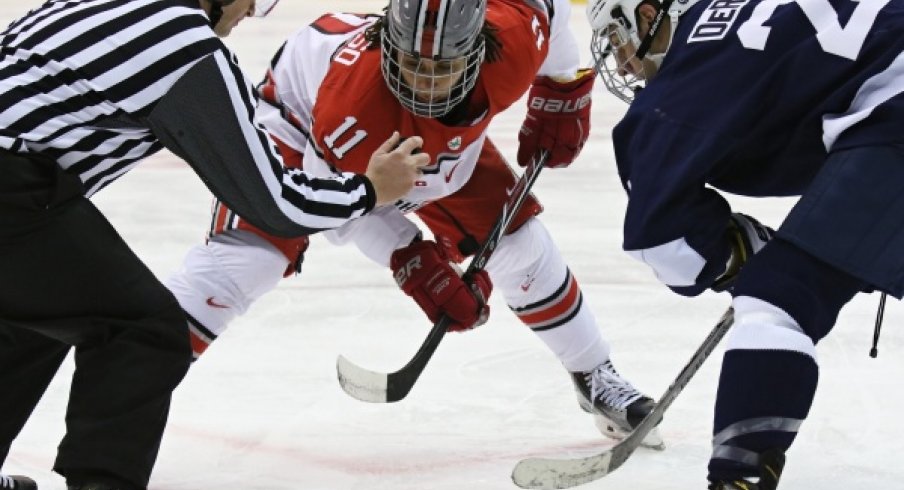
[534,68,595,92]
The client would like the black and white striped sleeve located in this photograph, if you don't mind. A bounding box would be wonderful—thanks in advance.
[145,49,375,237]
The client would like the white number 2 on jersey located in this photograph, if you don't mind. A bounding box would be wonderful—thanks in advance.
[738,0,890,60]
[531,16,546,50]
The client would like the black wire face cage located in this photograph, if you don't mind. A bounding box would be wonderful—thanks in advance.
[380,29,485,118]
[590,21,643,104]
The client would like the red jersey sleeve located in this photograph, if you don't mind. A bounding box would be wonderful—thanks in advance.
[479,0,551,110]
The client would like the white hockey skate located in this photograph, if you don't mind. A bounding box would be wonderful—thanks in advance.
[571,360,665,450]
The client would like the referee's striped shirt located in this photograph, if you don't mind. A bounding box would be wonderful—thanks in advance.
[0,0,376,236]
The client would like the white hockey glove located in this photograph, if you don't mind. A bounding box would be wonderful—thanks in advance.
[711,213,775,293]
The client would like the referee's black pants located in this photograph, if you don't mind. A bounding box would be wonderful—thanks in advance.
[0,151,192,489]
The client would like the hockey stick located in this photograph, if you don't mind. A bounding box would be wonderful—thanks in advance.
[512,307,736,489]
[336,150,549,403]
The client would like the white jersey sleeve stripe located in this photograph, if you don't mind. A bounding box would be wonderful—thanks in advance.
[822,49,904,150]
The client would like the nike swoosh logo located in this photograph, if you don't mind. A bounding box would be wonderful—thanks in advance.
[206,297,229,309]
[444,162,461,183]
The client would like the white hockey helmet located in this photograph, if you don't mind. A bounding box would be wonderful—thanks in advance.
[381,0,487,118]
[587,0,700,103]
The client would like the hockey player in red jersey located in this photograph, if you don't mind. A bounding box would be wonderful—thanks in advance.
[166,0,660,445]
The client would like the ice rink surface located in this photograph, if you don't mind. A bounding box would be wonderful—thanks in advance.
[3,1,904,489]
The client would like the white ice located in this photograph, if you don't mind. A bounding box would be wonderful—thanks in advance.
[3,1,903,489]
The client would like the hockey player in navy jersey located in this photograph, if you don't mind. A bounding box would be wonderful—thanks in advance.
[587,0,904,488]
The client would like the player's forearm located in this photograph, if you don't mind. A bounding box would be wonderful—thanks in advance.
[147,53,376,237]
[622,188,734,297]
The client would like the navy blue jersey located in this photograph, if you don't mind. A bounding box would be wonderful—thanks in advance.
[613,0,904,293]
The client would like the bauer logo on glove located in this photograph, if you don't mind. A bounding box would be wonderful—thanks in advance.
[390,240,493,332]
[527,92,592,113]
[518,69,595,168]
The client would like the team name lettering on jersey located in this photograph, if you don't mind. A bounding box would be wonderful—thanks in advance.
[688,0,752,43]
[335,31,369,66]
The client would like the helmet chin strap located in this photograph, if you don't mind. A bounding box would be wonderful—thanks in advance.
[634,0,675,61]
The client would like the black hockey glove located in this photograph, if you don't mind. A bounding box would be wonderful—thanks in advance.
[711,213,775,293]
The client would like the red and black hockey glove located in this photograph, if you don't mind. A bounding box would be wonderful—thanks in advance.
[517,69,594,168]
[390,240,492,332]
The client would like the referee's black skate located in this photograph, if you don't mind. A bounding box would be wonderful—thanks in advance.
[571,359,664,449]
[65,468,141,490]
[67,483,126,490]
[0,475,36,490]
[709,481,759,490]
[67,478,137,490]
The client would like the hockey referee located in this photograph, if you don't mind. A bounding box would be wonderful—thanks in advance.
[0,1,429,489]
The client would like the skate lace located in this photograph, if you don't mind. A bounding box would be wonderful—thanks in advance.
[586,360,642,410]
